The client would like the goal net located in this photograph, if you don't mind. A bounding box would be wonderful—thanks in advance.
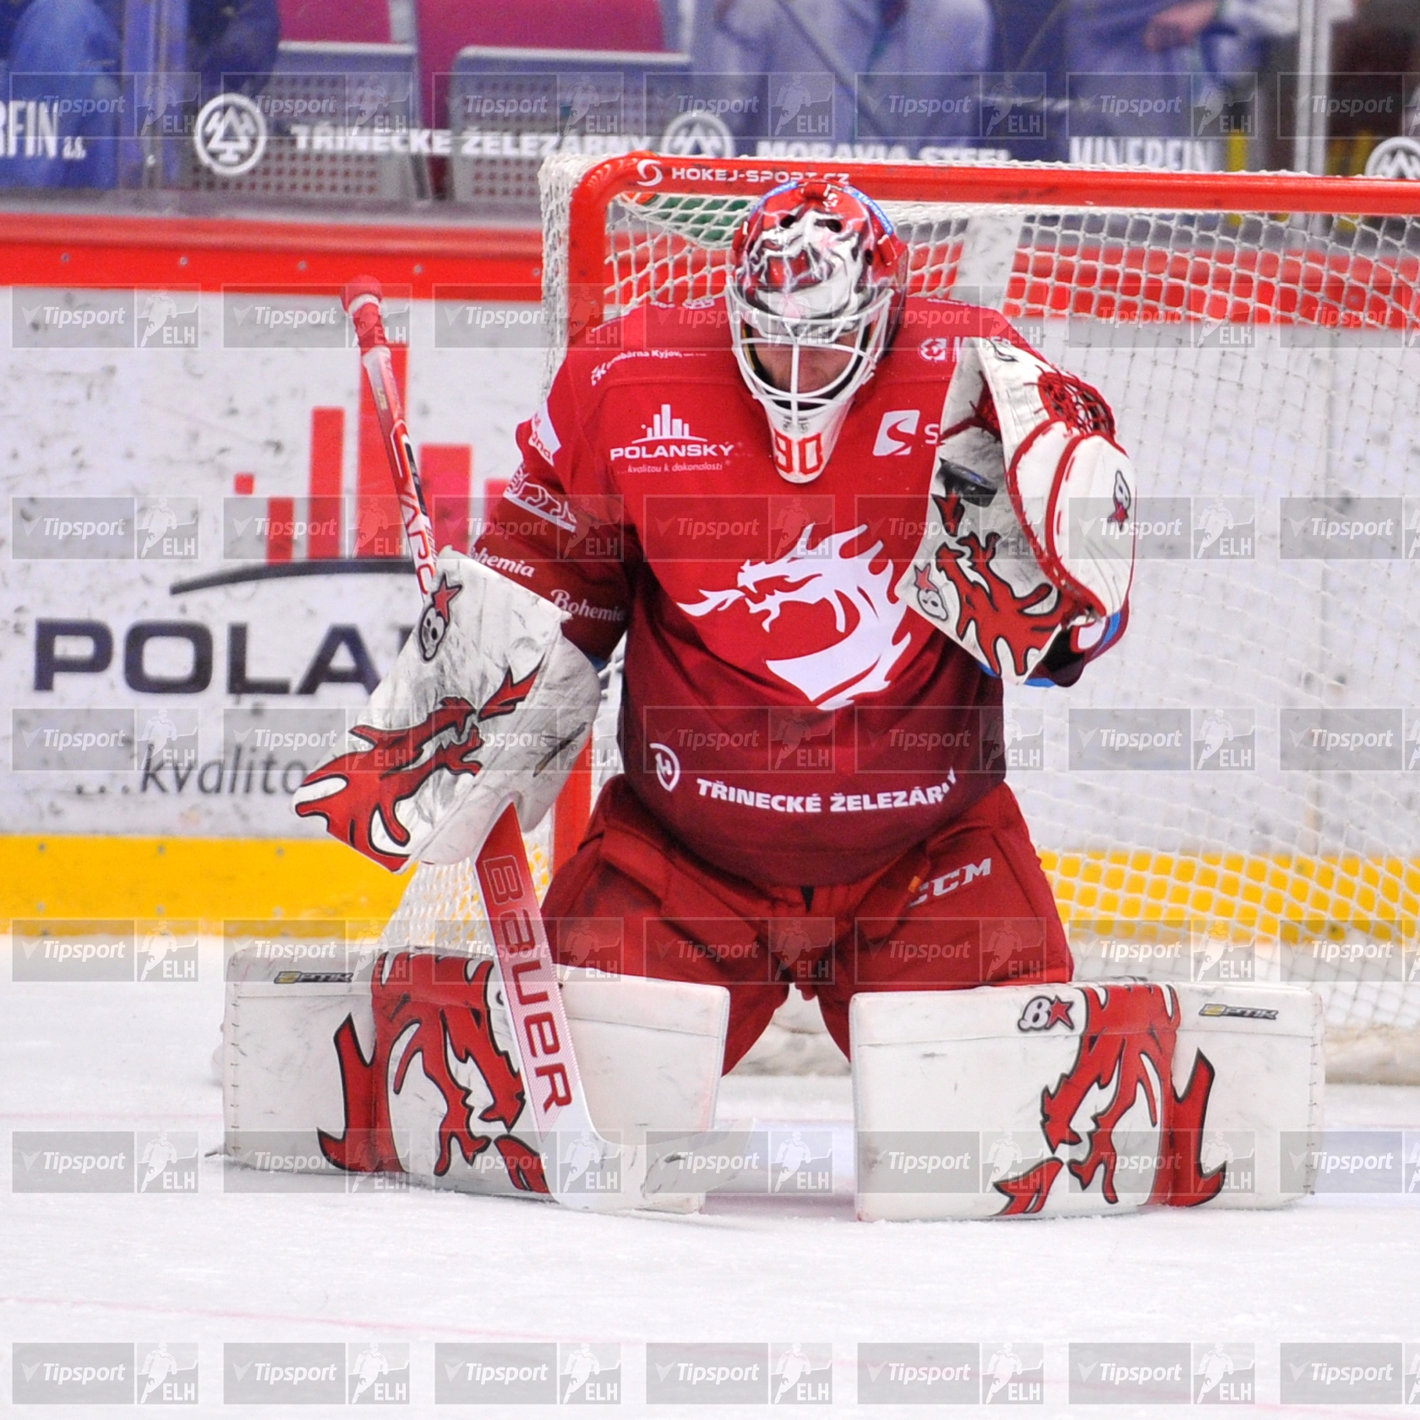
[386,152,1420,1083]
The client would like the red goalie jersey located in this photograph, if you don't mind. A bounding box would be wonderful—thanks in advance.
[474,298,1127,887]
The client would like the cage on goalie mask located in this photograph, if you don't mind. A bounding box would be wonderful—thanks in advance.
[728,179,907,483]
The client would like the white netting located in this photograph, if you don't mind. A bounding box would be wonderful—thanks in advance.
[387,154,1420,1080]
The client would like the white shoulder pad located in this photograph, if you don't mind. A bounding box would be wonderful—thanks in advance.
[293,551,602,870]
[851,980,1323,1220]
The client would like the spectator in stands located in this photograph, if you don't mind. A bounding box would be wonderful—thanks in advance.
[1064,0,1352,169]
[689,0,994,151]
[0,0,278,188]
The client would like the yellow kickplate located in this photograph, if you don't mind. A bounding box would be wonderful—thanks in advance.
[0,835,407,927]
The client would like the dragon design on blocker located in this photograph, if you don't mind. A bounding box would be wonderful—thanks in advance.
[295,668,538,871]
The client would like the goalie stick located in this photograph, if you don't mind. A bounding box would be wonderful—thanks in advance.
[342,276,641,1211]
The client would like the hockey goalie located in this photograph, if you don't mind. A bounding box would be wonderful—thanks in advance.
[242,176,1321,1218]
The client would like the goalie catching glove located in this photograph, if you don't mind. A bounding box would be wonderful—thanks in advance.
[293,552,602,870]
[899,335,1136,683]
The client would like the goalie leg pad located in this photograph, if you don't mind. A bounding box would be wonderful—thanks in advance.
[223,945,729,1210]
[850,980,1323,1221]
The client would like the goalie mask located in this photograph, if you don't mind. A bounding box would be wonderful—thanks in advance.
[728,178,907,483]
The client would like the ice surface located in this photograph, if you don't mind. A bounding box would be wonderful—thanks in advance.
[3,951,1419,1416]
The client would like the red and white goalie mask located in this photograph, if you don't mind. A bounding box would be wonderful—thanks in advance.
[727,178,907,482]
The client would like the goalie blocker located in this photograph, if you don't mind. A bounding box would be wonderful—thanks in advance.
[293,551,602,871]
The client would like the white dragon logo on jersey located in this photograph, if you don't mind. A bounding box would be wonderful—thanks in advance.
[677,523,912,709]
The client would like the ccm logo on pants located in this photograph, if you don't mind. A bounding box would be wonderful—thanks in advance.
[907,857,992,909]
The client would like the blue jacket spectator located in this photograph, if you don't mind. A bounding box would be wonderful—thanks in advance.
[0,0,278,187]
[690,0,994,151]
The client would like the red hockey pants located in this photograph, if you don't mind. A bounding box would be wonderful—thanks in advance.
[542,776,1071,1072]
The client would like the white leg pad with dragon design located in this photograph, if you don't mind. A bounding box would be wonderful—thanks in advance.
[851,981,1324,1221]
[222,945,728,1211]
